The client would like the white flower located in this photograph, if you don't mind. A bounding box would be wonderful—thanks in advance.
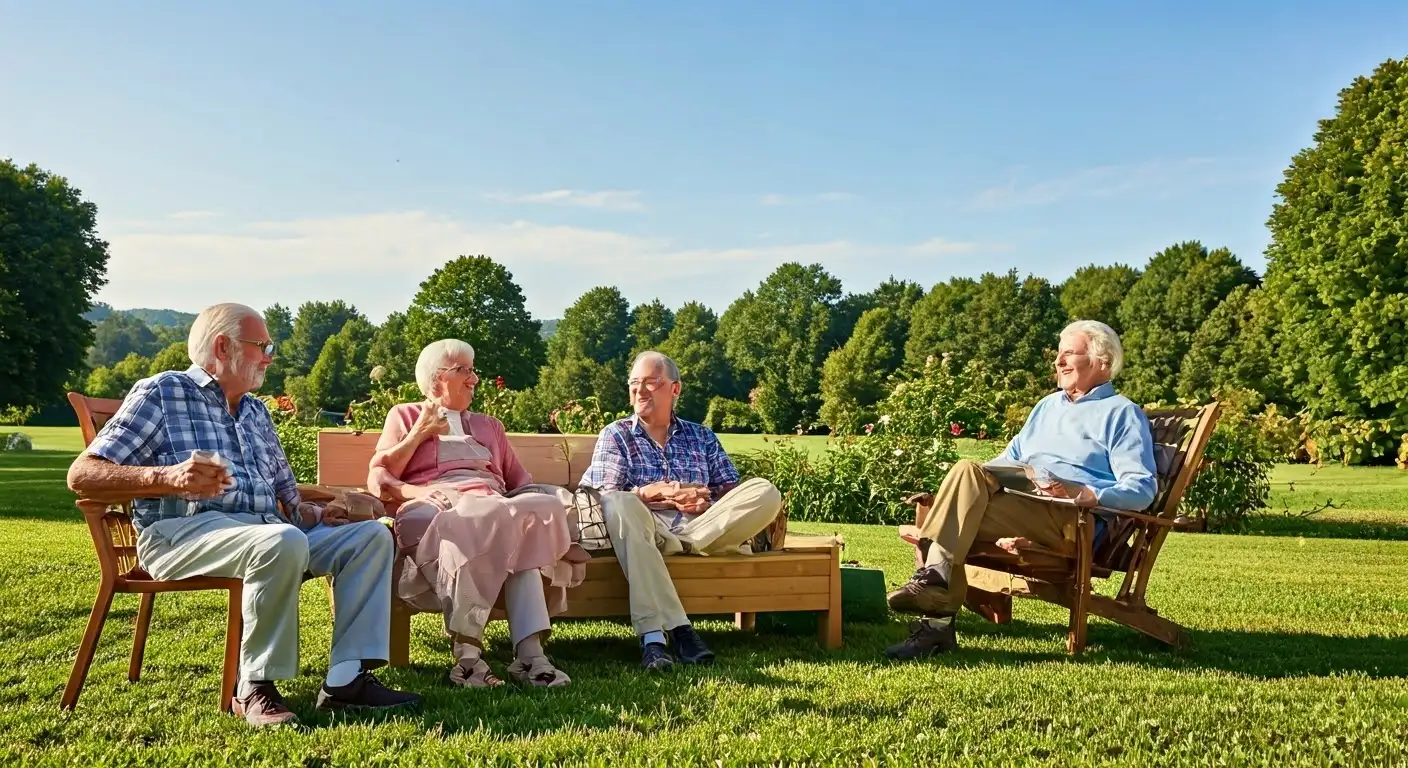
[893,448,904,456]
[370,365,388,382]
[879,414,891,425]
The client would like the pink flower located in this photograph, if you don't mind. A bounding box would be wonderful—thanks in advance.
[495,376,505,390]
[978,427,988,440]
[950,422,964,436]
[864,423,874,435]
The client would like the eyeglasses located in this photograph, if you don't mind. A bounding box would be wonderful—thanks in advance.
[237,339,276,356]
[439,364,477,378]
[628,377,669,391]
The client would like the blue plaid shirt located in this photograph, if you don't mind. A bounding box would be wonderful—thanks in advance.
[86,365,301,532]
[579,415,740,496]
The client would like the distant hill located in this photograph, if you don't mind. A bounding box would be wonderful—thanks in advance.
[83,303,197,328]
[539,319,559,340]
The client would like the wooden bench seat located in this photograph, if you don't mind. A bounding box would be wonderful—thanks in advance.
[315,429,843,664]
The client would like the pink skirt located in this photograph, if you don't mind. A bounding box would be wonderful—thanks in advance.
[394,483,585,641]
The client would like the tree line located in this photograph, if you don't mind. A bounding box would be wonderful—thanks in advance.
[4,57,1406,464]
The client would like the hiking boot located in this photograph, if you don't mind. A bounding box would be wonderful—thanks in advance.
[316,669,422,712]
[669,625,715,665]
[883,619,959,661]
[232,681,300,727]
[641,642,675,672]
[886,566,951,615]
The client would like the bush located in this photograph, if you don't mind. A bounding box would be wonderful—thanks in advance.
[705,397,762,434]
[273,421,319,484]
[1179,388,1297,532]
[1301,415,1408,467]
[731,358,964,525]
[550,397,627,436]
[4,432,33,452]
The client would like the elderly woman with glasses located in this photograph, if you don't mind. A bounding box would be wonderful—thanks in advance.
[368,339,586,688]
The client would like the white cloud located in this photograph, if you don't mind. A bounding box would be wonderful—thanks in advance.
[488,189,645,211]
[96,211,995,321]
[759,192,859,206]
[970,157,1239,210]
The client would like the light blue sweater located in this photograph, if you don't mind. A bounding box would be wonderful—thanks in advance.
[988,382,1158,511]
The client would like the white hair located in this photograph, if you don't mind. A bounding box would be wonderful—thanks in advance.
[632,350,680,383]
[188,303,261,369]
[415,339,476,397]
[1061,320,1124,379]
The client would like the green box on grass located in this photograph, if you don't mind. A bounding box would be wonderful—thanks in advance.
[754,564,888,634]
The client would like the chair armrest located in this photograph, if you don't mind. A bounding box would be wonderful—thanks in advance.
[1092,506,1188,528]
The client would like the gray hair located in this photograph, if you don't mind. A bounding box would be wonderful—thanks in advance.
[415,338,476,397]
[1061,320,1124,379]
[188,302,261,369]
[631,350,680,383]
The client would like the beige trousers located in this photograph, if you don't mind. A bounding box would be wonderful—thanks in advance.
[599,478,783,634]
[917,459,1080,615]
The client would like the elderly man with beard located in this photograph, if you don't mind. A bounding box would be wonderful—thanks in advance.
[67,303,420,727]
[883,320,1158,660]
[579,351,783,672]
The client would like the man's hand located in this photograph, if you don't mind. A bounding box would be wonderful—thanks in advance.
[411,402,450,440]
[636,481,712,513]
[160,454,229,499]
[1034,477,1099,507]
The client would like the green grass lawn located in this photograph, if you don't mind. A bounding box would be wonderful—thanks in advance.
[2,430,1407,765]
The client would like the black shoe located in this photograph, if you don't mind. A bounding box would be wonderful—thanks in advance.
[669,624,716,665]
[886,566,951,615]
[316,669,422,712]
[641,642,675,672]
[883,619,959,661]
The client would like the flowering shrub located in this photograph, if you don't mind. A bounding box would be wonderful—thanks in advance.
[550,397,627,435]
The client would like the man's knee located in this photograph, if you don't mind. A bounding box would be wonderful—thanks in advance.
[252,524,310,571]
[943,459,990,489]
[740,478,782,516]
[601,491,652,534]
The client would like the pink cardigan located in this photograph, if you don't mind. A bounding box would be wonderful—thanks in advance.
[373,403,532,492]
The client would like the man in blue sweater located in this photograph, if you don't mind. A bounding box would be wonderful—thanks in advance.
[884,320,1158,660]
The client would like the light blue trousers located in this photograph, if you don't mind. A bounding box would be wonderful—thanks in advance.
[136,513,392,681]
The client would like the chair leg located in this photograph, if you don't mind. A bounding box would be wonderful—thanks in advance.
[389,599,412,667]
[129,593,155,682]
[62,582,116,710]
[221,584,242,713]
[1067,516,1094,655]
[734,612,756,631]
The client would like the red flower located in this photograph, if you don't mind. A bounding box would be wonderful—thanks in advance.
[864,423,874,435]
[950,422,964,436]
[495,376,505,390]
[977,427,988,440]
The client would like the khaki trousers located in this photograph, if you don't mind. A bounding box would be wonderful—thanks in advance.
[917,459,1080,615]
[600,478,783,634]
[136,513,394,681]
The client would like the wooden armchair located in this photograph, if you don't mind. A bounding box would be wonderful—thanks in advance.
[61,393,242,712]
[904,402,1220,654]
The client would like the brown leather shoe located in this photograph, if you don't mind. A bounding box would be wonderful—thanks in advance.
[886,566,951,615]
[232,681,300,727]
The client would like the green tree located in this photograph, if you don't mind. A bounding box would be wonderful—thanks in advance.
[260,304,295,394]
[284,300,363,378]
[904,270,1067,392]
[1117,241,1259,405]
[403,256,546,389]
[717,263,843,433]
[85,352,152,399]
[535,286,632,413]
[1260,56,1408,425]
[833,277,925,351]
[0,160,110,411]
[627,300,675,357]
[657,301,731,422]
[1176,286,1287,406]
[1059,263,1141,333]
[87,313,160,368]
[819,307,903,434]
[367,311,414,386]
[147,342,190,376]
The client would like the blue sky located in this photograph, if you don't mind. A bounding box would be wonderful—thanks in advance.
[4,1,1406,322]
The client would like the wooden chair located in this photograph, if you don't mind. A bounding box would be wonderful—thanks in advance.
[62,393,242,712]
[904,402,1220,654]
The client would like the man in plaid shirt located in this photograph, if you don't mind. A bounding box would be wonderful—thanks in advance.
[67,303,419,727]
[579,351,782,672]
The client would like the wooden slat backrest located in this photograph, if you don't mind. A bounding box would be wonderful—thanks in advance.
[66,392,143,579]
[316,430,599,491]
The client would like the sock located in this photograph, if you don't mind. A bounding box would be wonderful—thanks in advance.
[642,630,667,647]
[515,634,545,661]
[325,660,362,688]
[922,546,953,585]
[921,614,956,630]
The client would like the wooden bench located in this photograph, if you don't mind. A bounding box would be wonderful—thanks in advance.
[315,430,844,665]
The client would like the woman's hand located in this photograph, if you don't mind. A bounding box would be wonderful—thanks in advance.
[410,401,450,441]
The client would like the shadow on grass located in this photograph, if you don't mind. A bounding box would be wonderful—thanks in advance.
[1239,515,1408,541]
